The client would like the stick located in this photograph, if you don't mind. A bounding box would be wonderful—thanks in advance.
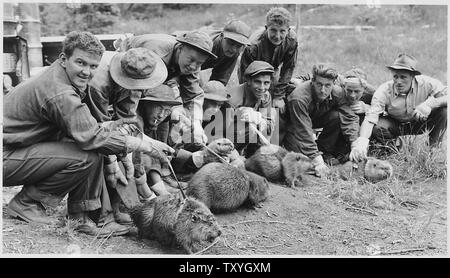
[166,159,187,199]
[249,123,271,145]
[193,237,221,255]
[380,247,427,255]
[344,204,378,216]
[223,220,296,227]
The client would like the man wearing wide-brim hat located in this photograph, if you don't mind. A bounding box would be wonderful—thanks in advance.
[350,53,448,162]
[228,60,276,157]
[174,20,252,87]
[84,47,168,227]
[133,84,183,197]
[118,30,217,146]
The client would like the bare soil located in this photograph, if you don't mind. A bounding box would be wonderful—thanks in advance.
[2,175,446,256]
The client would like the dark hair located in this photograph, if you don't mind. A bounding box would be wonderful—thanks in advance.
[312,63,339,81]
[62,31,105,58]
[266,7,292,27]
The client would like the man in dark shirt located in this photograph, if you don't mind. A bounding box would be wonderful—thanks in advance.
[283,63,360,177]
[239,7,298,115]
[3,31,173,236]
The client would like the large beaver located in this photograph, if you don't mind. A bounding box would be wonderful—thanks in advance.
[245,144,314,187]
[335,157,394,183]
[186,162,270,213]
[129,194,221,254]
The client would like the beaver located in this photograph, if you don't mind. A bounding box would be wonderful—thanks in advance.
[335,157,393,183]
[245,144,314,187]
[129,194,222,254]
[186,162,270,213]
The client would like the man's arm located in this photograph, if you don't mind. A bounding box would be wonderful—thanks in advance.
[209,56,239,86]
[238,46,255,84]
[114,89,143,120]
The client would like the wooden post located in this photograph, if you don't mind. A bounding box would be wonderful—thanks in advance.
[295,4,301,41]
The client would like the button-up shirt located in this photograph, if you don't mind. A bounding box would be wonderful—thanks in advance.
[85,51,143,122]
[238,27,298,97]
[3,61,129,155]
[122,34,204,121]
[284,80,359,159]
[366,75,447,124]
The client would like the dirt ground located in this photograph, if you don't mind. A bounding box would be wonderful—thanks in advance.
[2,173,446,256]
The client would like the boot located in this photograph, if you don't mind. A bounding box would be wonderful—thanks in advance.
[69,212,111,238]
[7,186,58,226]
[111,196,132,226]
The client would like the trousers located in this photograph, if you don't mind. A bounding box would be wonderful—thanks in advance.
[3,141,104,214]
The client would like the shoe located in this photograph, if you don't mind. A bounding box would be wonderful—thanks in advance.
[73,217,111,238]
[100,221,130,236]
[7,187,58,226]
[114,211,133,226]
[322,153,340,166]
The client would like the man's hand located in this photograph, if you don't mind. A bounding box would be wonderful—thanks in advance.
[413,102,432,122]
[140,134,175,163]
[350,101,370,114]
[312,155,330,178]
[349,137,369,162]
[239,107,263,125]
[104,156,128,188]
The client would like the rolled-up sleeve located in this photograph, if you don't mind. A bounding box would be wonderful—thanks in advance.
[337,102,360,143]
[45,91,128,155]
[366,82,390,125]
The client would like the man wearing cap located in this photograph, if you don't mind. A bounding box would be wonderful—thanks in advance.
[132,84,184,197]
[2,31,174,236]
[186,20,251,86]
[83,47,168,226]
[119,30,217,145]
[350,53,447,162]
[238,7,298,115]
[283,63,360,177]
[228,60,276,156]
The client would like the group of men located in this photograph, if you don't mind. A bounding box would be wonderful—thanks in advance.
[2,7,447,237]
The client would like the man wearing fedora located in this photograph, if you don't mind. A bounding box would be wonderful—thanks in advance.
[2,31,174,237]
[238,7,298,116]
[84,47,168,226]
[350,53,447,162]
[118,30,217,146]
[228,60,276,157]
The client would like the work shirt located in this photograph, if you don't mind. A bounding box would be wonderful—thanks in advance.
[85,51,143,122]
[366,75,447,124]
[3,61,129,155]
[284,80,359,159]
[228,84,275,136]
[121,34,204,121]
[239,27,298,98]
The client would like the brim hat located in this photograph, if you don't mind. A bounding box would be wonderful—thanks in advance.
[244,60,275,78]
[176,30,217,59]
[203,80,231,102]
[386,53,421,75]
[140,84,182,106]
[223,20,251,45]
[110,48,168,90]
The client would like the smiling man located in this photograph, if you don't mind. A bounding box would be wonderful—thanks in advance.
[2,31,174,236]
[238,7,298,115]
[119,30,217,145]
[282,63,360,177]
[350,53,447,162]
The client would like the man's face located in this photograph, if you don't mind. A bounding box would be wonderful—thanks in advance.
[59,48,101,91]
[312,76,334,101]
[266,23,289,46]
[221,37,244,58]
[247,74,272,99]
[142,102,172,130]
[178,45,209,75]
[344,82,364,104]
[203,99,224,121]
[391,69,414,94]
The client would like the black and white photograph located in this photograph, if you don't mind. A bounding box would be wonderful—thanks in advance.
[1,0,447,258]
